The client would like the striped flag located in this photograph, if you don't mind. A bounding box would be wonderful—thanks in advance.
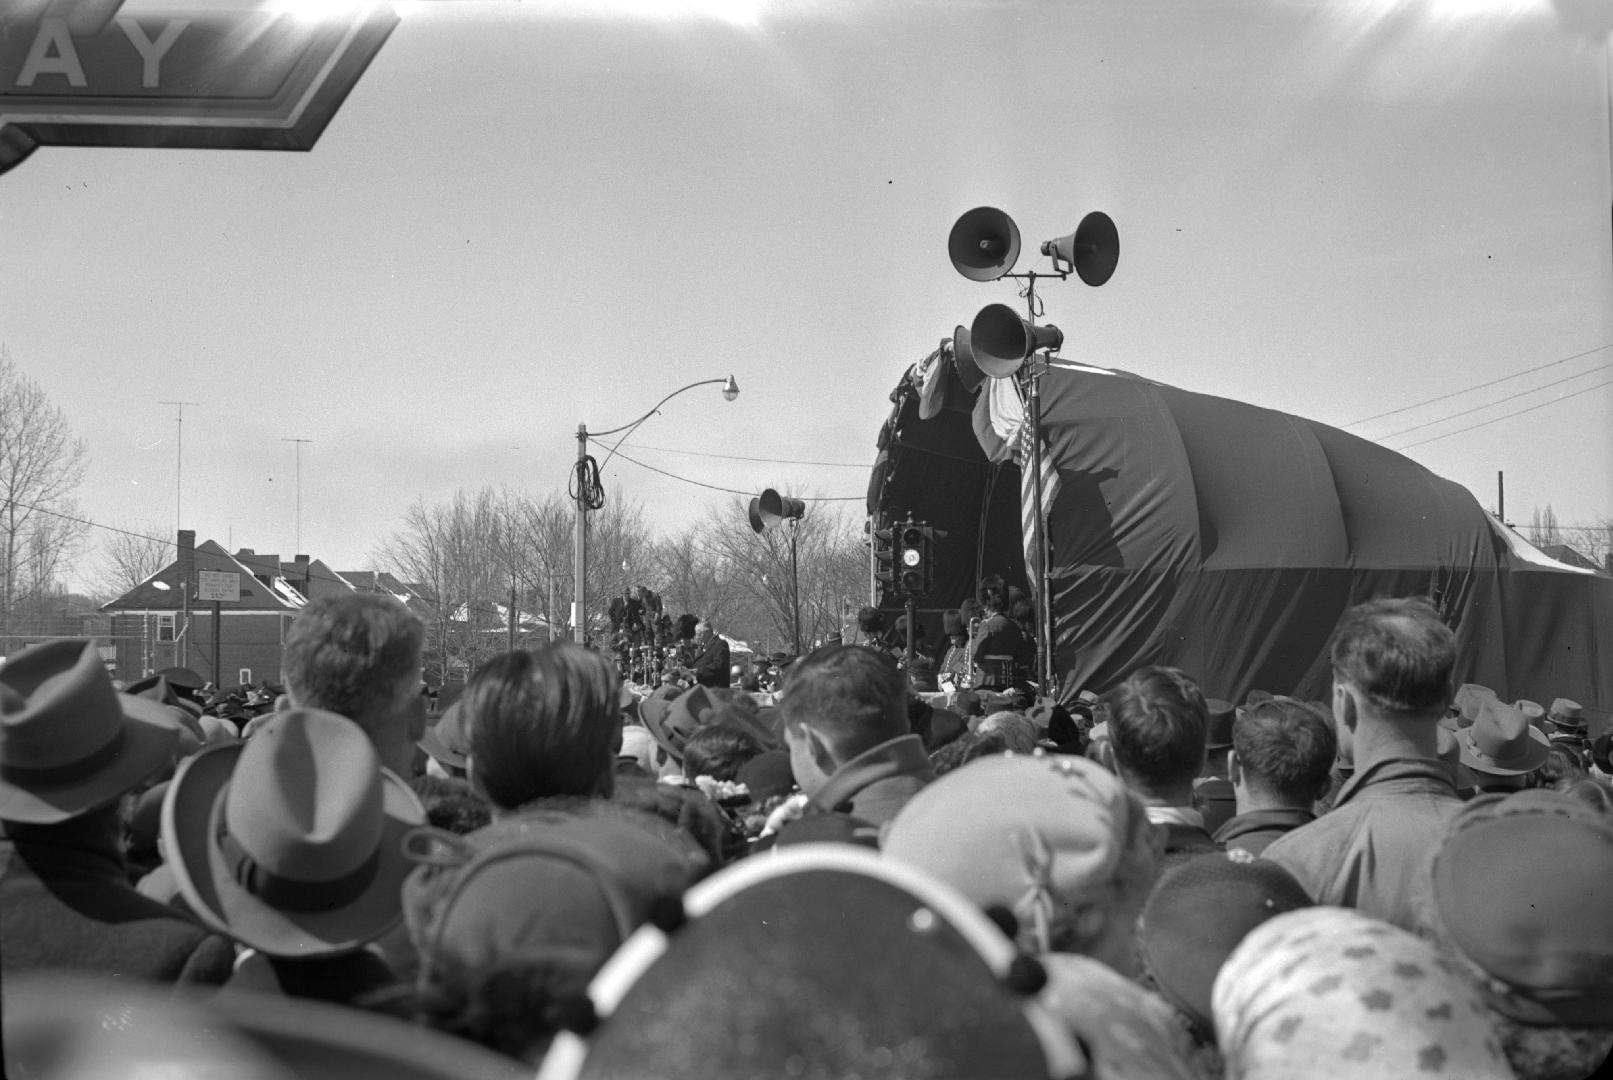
[1016,418,1060,594]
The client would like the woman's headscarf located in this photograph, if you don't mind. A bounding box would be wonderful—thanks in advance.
[1212,907,1514,1080]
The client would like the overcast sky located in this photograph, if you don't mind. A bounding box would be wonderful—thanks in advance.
[2,0,1610,589]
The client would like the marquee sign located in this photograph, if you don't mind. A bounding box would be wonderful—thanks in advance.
[0,2,398,175]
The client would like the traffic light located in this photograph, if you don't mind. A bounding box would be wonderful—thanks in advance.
[898,523,927,597]
[874,526,897,597]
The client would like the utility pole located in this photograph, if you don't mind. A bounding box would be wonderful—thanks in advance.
[158,401,200,555]
[282,438,313,555]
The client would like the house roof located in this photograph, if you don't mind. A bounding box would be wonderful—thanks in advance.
[101,540,307,613]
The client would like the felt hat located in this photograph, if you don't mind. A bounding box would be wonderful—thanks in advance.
[1029,701,1083,754]
[883,754,1155,954]
[1548,697,1587,732]
[536,845,1083,1080]
[1432,789,1613,1026]
[640,685,714,764]
[0,640,182,825]
[1205,699,1236,750]
[1453,682,1497,725]
[405,810,702,991]
[127,673,206,722]
[418,700,470,772]
[1513,699,1547,731]
[197,715,239,747]
[164,707,426,958]
[1456,697,1550,777]
[734,749,795,802]
[1137,853,1313,1029]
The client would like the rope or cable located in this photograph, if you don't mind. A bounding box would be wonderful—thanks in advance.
[1394,376,1613,450]
[1343,342,1612,428]
[568,454,605,512]
[1376,363,1613,443]
[626,444,869,469]
[609,448,865,502]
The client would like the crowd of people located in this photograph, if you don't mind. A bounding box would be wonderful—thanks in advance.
[1,588,1610,1079]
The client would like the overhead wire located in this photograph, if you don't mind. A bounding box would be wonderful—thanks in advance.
[1343,342,1612,428]
[1376,363,1613,444]
[607,448,865,501]
[1394,376,1613,450]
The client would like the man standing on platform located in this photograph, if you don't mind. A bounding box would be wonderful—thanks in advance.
[691,619,731,689]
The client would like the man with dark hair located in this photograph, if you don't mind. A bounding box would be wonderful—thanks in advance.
[968,577,1028,688]
[1263,596,1461,931]
[1102,666,1221,866]
[281,592,426,777]
[778,644,933,830]
[463,642,623,811]
[1214,699,1337,855]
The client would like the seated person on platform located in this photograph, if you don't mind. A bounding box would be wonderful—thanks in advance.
[968,578,1028,687]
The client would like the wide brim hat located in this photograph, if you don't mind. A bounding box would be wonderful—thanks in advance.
[0,640,182,825]
[1453,682,1498,725]
[418,700,469,772]
[640,685,714,765]
[1433,790,1613,1026]
[536,844,1083,1080]
[126,674,206,721]
[164,712,425,958]
[1549,697,1588,732]
[1456,697,1550,777]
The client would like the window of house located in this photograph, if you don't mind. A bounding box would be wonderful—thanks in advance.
[156,614,175,642]
[238,668,252,685]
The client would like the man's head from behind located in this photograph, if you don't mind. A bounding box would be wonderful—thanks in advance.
[1102,666,1207,803]
[464,642,622,811]
[1329,596,1455,726]
[1230,700,1337,809]
[282,592,424,776]
[779,645,907,796]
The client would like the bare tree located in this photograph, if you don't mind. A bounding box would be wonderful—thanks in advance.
[1528,504,1563,548]
[0,347,89,633]
[90,522,173,603]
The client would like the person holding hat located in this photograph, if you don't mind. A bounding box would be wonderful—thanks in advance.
[1192,698,1238,835]
[1456,696,1550,793]
[1214,698,1337,856]
[1426,789,1613,1080]
[164,706,426,1005]
[0,640,235,991]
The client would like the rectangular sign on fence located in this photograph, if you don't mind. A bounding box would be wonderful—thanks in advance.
[196,570,240,603]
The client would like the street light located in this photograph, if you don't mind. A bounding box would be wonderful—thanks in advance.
[572,375,739,644]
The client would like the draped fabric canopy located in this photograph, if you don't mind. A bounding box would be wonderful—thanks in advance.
[874,361,1611,730]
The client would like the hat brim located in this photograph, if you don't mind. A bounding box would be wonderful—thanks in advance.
[164,743,424,958]
[640,701,685,764]
[0,695,180,825]
[417,726,467,771]
[1457,726,1551,777]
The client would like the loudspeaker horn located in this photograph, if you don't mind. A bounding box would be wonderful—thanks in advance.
[759,488,806,526]
[748,498,766,534]
[970,303,1064,378]
[951,324,988,393]
[948,207,1021,282]
[1040,210,1120,287]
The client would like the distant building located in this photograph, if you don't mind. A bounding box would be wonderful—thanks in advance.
[101,538,307,686]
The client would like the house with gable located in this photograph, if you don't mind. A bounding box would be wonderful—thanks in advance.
[102,533,311,687]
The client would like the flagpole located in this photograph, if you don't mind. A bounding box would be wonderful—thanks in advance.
[1024,283,1054,696]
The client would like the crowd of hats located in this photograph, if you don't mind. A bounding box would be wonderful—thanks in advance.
[2,631,1612,1080]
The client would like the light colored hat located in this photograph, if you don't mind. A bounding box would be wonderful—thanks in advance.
[883,753,1155,953]
[1456,697,1550,777]
[1549,697,1587,732]
[0,640,180,824]
[164,707,425,958]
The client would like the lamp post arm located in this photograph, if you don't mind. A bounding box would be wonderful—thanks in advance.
[587,377,730,477]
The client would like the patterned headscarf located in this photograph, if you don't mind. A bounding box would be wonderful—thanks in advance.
[1212,907,1515,1080]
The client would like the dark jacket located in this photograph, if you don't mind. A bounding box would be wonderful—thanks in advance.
[1156,820,1224,873]
[0,811,235,990]
[1212,806,1316,857]
[692,635,731,688]
[808,734,934,829]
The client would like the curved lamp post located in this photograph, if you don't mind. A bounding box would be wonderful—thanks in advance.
[572,375,739,644]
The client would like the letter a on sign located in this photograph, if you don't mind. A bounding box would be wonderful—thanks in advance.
[0,3,399,175]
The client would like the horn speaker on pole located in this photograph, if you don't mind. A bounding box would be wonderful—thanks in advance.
[1040,211,1120,287]
[970,303,1064,378]
[748,499,766,534]
[759,488,806,526]
[948,207,1021,282]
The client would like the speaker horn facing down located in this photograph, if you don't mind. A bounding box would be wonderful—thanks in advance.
[1040,210,1119,287]
[948,207,1021,282]
[758,488,806,527]
[970,304,1063,378]
[951,324,988,393]
[748,498,766,534]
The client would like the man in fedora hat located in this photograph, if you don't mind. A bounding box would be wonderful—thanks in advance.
[0,640,235,991]
[1546,697,1591,766]
[1456,697,1550,793]
[164,707,426,1004]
